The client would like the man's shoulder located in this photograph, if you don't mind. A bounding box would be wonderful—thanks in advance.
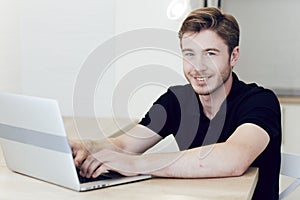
[232,74,279,104]
[240,82,278,104]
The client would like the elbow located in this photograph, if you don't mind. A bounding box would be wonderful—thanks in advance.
[223,152,253,177]
[226,163,249,177]
[199,160,249,178]
[229,167,247,177]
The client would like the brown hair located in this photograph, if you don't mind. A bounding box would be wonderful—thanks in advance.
[179,7,240,55]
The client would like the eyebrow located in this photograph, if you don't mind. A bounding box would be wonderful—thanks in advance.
[182,48,220,53]
[205,48,220,52]
[181,48,194,52]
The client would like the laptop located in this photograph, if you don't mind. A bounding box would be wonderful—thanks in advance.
[0,92,151,191]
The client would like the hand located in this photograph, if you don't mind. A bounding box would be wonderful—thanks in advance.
[69,139,90,168]
[79,149,140,178]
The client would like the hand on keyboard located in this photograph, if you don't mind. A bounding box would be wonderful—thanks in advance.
[76,168,124,183]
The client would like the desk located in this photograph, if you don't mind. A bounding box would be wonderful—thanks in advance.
[0,117,258,200]
[0,165,258,200]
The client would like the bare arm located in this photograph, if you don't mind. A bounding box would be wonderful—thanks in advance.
[146,123,270,178]
[70,124,162,168]
[79,123,270,178]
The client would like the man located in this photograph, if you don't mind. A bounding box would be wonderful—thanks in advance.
[71,7,281,199]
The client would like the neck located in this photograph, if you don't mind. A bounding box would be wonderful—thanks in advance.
[199,75,233,120]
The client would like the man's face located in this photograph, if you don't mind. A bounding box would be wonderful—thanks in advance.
[181,29,238,96]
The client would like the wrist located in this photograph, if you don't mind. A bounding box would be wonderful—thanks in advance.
[81,139,99,153]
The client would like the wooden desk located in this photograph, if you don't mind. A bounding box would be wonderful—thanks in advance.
[278,96,300,104]
[0,164,258,200]
[0,117,258,199]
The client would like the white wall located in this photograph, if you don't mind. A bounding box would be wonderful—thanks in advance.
[0,0,21,93]
[0,0,190,118]
[111,0,188,119]
[0,0,116,116]
[223,0,300,92]
[4,0,300,115]
[22,0,117,116]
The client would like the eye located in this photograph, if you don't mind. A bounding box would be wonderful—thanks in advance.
[206,51,216,56]
[183,52,195,57]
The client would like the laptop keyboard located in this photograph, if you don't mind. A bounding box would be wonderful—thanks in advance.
[76,168,124,183]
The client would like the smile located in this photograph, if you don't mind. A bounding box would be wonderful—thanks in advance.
[196,77,207,81]
[194,75,210,82]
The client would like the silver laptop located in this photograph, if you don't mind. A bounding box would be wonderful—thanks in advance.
[0,92,151,191]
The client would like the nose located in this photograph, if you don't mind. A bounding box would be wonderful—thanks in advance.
[193,55,209,71]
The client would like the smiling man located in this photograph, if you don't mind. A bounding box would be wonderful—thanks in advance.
[71,7,281,200]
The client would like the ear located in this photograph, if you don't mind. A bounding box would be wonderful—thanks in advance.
[230,46,240,68]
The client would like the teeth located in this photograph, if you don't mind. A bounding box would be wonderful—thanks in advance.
[196,77,206,81]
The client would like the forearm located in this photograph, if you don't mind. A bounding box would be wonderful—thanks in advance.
[139,124,269,178]
[138,143,249,178]
[78,123,268,178]
[89,124,161,154]
[83,138,124,154]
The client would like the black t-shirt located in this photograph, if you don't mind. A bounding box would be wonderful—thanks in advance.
[139,72,281,200]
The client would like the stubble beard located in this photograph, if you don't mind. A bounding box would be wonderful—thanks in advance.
[193,68,232,96]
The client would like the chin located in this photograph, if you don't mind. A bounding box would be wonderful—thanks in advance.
[196,91,211,96]
[192,86,211,96]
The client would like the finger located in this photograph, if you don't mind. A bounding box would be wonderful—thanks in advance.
[92,164,109,178]
[70,140,89,167]
[86,160,104,178]
[74,149,88,167]
[69,140,78,156]
[80,155,95,177]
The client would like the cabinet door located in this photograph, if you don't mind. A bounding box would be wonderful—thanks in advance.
[281,104,300,153]
[280,103,300,199]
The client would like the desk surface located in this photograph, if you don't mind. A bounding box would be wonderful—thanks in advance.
[0,117,258,200]
[0,165,258,200]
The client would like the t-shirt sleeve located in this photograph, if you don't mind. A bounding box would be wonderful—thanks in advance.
[235,89,281,139]
[139,88,181,138]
